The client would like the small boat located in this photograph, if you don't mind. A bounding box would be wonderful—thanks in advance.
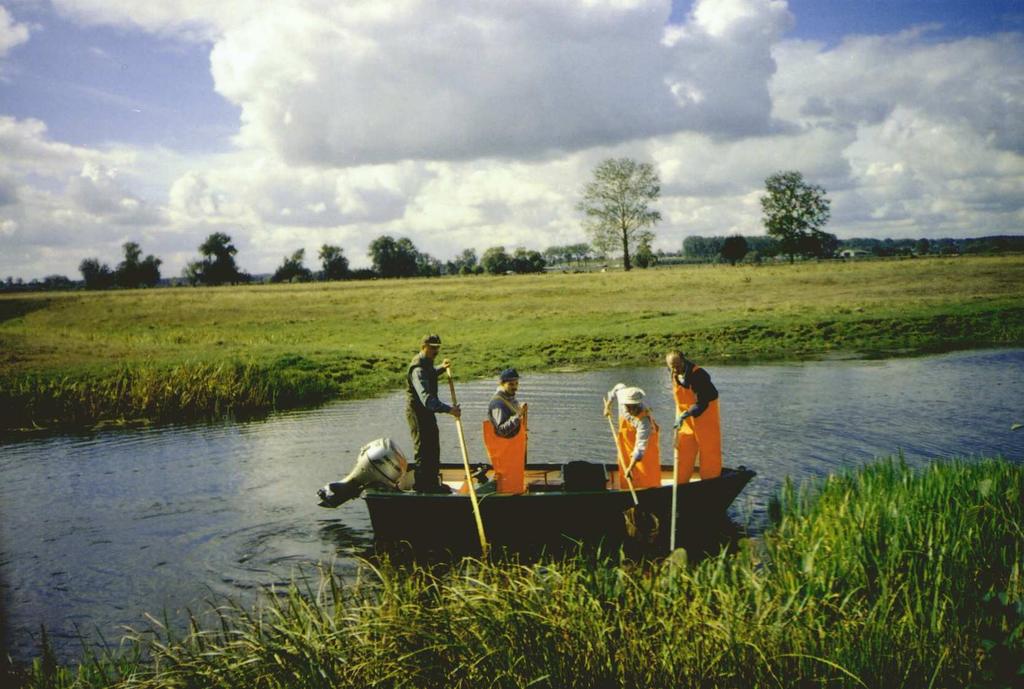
[318,438,755,554]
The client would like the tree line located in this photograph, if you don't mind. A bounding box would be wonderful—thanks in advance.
[4,160,1022,292]
[680,233,1024,264]
[14,234,592,292]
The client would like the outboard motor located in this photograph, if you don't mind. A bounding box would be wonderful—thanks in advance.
[317,438,408,508]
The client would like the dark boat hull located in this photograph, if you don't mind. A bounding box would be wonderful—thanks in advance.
[364,465,755,554]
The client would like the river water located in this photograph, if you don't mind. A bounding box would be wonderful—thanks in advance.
[2,348,1023,663]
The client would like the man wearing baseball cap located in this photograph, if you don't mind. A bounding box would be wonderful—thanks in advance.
[405,334,461,493]
[482,368,528,493]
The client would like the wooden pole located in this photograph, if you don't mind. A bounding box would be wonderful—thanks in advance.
[447,369,489,558]
[671,425,680,551]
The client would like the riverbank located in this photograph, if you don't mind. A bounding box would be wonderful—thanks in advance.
[2,255,1023,431]
[10,456,1022,689]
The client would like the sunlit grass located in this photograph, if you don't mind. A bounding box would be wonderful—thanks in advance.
[2,255,1023,429]
[16,457,1023,689]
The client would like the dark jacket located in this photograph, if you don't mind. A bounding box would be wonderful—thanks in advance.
[488,389,522,438]
[675,361,719,418]
[406,354,452,415]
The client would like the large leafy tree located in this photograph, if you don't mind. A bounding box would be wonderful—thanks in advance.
[577,158,661,271]
[480,246,512,275]
[721,235,749,265]
[512,248,546,274]
[185,232,247,285]
[368,235,419,278]
[633,238,656,269]
[115,241,162,287]
[79,257,114,290]
[319,244,350,281]
[760,171,832,262]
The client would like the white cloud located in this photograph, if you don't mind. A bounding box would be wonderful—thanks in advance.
[201,0,789,165]
[767,28,1024,238]
[0,116,131,176]
[772,28,1024,154]
[66,162,165,225]
[51,0,245,41]
[0,5,30,57]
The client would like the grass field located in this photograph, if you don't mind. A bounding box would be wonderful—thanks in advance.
[14,457,1023,689]
[2,254,1023,430]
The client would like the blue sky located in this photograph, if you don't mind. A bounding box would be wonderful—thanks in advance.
[0,0,1021,280]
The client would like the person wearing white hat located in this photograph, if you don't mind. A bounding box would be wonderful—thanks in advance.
[604,384,662,489]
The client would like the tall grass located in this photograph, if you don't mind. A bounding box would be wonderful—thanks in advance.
[0,359,335,430]
[15,457,1023,688]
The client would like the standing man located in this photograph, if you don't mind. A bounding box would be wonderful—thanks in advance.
[406,334,461,493]
[666,350,722,482]
[482,368,528,493]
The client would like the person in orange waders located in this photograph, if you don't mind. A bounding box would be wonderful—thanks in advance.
[481,368,528,494]
[604,385,661,489]
[666,350,722,483]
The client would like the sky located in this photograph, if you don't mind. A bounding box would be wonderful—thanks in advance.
[0,0,1022,280]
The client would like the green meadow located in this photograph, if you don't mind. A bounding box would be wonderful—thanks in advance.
[2,254,1023,430]
[16,457,1023,689]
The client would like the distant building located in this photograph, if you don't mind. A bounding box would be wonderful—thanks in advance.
[838,249,870,259]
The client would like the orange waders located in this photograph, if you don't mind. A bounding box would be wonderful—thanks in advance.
[616,409,661,489]
[481,415,527,494]
[672,367,722,482]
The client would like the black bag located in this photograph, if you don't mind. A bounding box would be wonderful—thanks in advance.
[561,461,608,492]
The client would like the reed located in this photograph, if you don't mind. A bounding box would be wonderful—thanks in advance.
[14,457,1022,689]
[0,359,335,430]
[2,255,1024,431]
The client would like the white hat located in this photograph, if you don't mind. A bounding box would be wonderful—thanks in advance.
[619,386,645,405]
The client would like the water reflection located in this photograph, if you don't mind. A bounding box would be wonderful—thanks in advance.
[1,348,1022,663]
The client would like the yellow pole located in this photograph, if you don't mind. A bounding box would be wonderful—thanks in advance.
[447,369,489,558]
[607,415,639,507]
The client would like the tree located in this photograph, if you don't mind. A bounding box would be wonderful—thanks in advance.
[115,241,162,287]
[721,235,749,265]
[682,235,724,260]
[512,248,546,274]
[915,238,932,256]
[319,244,349,280]
[760,171,832,263]
[79,258,114,290]
[368,235,419,278]
[271,249,313,283]
[41,275,74,290]
[543,245,568,267]
[447,248,478,276]
[416,252,442,277]
[798,231,839,259]
[185,232,246,285]
[566,242,594,268]
[182,261,203,286]
[481,246,512,274]
[633,239,657,268]
[577,158,661,271]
